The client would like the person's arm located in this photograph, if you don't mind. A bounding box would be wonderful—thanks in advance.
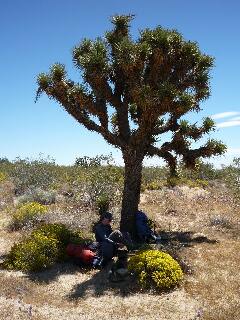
[95,225,116,245]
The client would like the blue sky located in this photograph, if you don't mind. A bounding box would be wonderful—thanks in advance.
[1,0,240,166]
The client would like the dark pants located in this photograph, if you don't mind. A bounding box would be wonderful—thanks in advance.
[100,230,130,264]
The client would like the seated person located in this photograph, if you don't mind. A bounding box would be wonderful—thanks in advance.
[135,210,161,242]
[93,212,130,267]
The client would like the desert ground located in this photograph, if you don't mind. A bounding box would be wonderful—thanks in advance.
[0,183,239,320]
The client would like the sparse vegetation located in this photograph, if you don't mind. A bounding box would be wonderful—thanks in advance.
[0,155,239,319]
[16,188,56,205]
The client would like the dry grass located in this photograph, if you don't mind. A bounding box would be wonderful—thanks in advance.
[140,185,240,320]
[0,184,239,319]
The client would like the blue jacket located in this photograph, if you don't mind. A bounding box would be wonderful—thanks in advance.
[135,210,153,239]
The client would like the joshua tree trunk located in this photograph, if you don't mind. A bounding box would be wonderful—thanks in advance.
[120,150,144,236]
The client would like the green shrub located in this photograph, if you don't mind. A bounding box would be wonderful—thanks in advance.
[3,223,75,271]
[220,157,240,203]
[69,230,94,245]
[72,165,123,208]
[166,176,180,188]
[9,156,57,195]
[128,250,183,290]
[32,223,72,246]
[11,202,48,230]
[17,188,56,205]
[166,176,209,188]
[96,193,110,214]
[144,180,164,190]
[3,233,59,271]
[31,223,73,260]
[195,179,209,188]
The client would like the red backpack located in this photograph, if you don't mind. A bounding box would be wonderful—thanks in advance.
[66,244,96,264]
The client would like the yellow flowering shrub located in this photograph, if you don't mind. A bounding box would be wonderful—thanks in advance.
[32,223,73,260]
[3,222,95,272]
[3,223,76,271]
[128,250,183,290]
[32,223,72,245]
[11,202,48,230]
[0,171,7,183]
[3,233,58,271]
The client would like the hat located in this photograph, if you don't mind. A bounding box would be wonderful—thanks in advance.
[101,211,113,221]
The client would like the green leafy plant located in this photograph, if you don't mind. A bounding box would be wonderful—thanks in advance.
[166,176,209,188]
[72,165,123,208]
[10,155,57,195]
[31,223,74,260]
[220,157,240,203]
[75,154,114,167]
[69,230,94,245]
[144,180,164,191]
[128,249,183,290]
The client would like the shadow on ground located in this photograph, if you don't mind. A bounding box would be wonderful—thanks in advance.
[25,261,88,284]
[159,231,218,246]
[10,230,218,299]
[67,263,139,300]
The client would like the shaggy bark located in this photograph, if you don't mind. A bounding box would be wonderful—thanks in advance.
[120,150,144,235]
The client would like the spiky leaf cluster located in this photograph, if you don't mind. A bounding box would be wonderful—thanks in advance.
[36,15,226,172]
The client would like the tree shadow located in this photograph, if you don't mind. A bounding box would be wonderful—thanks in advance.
[153,230,218,274]
[0,254,8,266]
[159,230,218,246]
[26,260,90,284]
[67,262,139,300]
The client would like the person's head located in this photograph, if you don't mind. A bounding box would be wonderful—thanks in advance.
[100,212,113,225]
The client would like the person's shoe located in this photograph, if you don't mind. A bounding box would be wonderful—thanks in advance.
[92,257,103,269]
[151,234,161,242]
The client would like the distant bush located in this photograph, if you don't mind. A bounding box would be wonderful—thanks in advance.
[220,158,240,203]
[128,250,183,290]
[178,161,220,181]
[142,180,164,191]
[142,167,168,190]
[166,176,209,188]
[72,165,123,208]
[75,154,114,167]
[11,202,48,230]
[17,188,56,205]
[8,155,57,194]
[96,193,110,215]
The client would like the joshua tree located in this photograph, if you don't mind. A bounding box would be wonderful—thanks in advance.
[36,15,226,235]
